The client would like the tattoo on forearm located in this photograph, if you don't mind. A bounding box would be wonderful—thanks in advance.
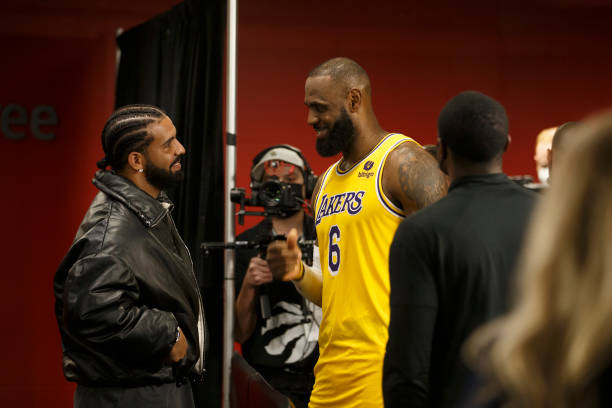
[397,145,446,209]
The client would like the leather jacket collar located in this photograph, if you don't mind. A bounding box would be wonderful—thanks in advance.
[93,170,173,228]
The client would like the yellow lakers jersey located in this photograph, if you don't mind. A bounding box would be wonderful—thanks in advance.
[309,133,418,408]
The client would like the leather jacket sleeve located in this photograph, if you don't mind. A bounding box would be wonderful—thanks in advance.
[62,253,178,364]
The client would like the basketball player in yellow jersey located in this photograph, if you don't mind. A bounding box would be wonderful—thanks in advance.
[266,57,447,407]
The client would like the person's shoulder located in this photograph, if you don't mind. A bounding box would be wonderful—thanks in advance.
[68,201,134,264]
[76,192,124,240]
[382,136,447,210]
[385,136,427,158]
[503,177,539,197]
[396,199,444,233]
[106,199,148,236]
[84,194,157,259]
[499,177,539,208]
[236,219,271,241]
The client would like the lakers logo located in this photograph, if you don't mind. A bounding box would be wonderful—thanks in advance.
[315,191,365,225]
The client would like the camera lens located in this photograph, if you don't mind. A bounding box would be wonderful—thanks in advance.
[259,181,283,206]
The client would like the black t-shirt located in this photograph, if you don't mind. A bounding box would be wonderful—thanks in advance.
[235,216,320,375]
[383,174,537,408]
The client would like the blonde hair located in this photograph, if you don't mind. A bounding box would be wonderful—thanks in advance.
[466,112,612,408]
[535,127,557,149]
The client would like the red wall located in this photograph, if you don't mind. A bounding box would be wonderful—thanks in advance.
[2,0,612,406]
[234,0,612,231]
[0,34,115,406]
[0,2,182,406]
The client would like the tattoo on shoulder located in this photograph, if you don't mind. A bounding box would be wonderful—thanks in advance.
[397,144,446,209]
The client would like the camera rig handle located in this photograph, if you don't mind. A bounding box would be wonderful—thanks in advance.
[201,235,316,265]
[230,185,307,225]
[202,236,316,320]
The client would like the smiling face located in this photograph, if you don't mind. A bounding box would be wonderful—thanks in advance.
[143,115,186,191]
[304,75,355,157]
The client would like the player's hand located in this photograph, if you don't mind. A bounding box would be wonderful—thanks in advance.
[164,327,188,365]
[244,257,273,288]
[266,228,302,282]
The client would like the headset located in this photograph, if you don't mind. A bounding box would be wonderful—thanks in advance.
[250,144,317,200]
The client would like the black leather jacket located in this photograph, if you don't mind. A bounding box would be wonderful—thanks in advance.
[54,170,206,386]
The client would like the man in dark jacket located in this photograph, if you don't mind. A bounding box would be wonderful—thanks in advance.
[54,105,206,408]
[383,91,536,407]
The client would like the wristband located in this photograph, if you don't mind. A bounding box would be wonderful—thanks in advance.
[175,327,181,343]
[295,261,305,281]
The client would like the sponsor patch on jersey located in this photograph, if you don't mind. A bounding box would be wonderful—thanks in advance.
[358,171,375,178]
[357,160,375,178]
[315,191,365,225]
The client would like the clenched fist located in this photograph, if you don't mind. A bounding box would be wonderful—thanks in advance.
[266,228,303,281]
[244,256,273,288]
[164,326,187,365]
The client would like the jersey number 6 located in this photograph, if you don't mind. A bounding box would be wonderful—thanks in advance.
[328,225,340,275]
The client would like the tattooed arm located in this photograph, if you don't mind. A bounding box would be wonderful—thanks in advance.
[383,141,447,215]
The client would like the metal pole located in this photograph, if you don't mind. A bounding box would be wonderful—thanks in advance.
[223,0,237,406]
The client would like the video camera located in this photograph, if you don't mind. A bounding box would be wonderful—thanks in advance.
[230,178,306,225]
[201,177,314,267]
[201,145,317,320]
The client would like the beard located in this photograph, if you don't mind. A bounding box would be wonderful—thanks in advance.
[144,154,185,191]
[315,107,355,157]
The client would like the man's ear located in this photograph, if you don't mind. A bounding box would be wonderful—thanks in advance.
[436,138,449,175]
[437,139,447,163]
[348,88,362,113]
[504,134,512,152]
[126,151,145,173]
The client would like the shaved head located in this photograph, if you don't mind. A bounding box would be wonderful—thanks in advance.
[308,57,371,95]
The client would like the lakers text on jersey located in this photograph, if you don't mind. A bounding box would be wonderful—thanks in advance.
[309,133,418,408]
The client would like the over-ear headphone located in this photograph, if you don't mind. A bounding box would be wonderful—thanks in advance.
[250,144,317,200]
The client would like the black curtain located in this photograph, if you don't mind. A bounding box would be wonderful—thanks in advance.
[115,1,225,406]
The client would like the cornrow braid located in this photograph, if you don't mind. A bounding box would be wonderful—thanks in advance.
[98,104,167,170]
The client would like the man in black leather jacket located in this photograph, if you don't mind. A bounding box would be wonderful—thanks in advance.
[54,105,206,408]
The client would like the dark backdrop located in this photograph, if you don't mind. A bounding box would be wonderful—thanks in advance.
[115,0,225,405]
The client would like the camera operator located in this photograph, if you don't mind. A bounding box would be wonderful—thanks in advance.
[234,145,321,408]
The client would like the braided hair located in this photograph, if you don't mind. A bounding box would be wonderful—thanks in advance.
[97,104,167,170]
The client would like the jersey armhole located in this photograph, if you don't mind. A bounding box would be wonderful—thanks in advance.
[313,165,335,214]
[375,137,420,218]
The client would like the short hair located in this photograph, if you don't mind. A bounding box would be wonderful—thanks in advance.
[438,91,509,162]
[535,127,556,149]
[552,121,581,156]
[97,104,167,170]
[308,57,371,94]
[464,110,612,408]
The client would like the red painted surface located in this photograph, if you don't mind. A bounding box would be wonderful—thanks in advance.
[234,0,612,231]
[0,2,183,406]
[0,34,114,407]
[2,1,612,406]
